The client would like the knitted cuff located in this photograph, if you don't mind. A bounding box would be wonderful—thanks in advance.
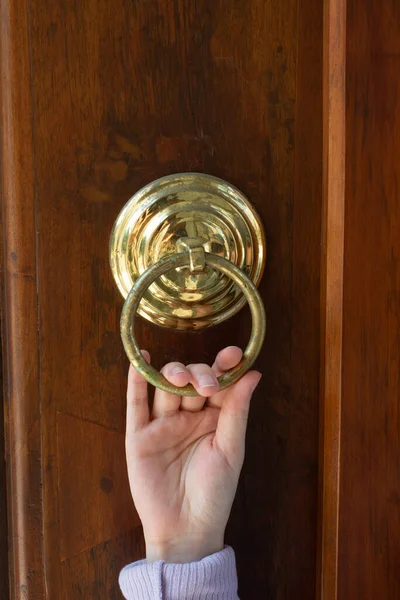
[119,546,239,600]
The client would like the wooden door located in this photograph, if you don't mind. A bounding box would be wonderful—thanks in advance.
[4,0,398,599]
[0,1,322,597]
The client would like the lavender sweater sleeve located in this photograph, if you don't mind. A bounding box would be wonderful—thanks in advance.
[119,546,239,599]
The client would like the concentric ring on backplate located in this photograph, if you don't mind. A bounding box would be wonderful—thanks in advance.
[109,172,266,330]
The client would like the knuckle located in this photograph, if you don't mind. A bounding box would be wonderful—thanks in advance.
[128,394,148,407]
[188,364,212,376]
[160,362,185,376]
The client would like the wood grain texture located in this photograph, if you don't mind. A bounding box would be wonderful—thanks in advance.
[0,0,44,597]
[0,207,9,600]
[57,412,138,561]
[1,0,322,597]
[0,353,9,600]
[317,0,346,598]
[338,0,400,597]
[61,528,145,600]
[288,0,322,594]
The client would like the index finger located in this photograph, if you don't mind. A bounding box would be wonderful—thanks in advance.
[126,350,150,434]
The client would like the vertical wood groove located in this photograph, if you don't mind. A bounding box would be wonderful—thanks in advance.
[318,0,346,597]
[0,0,44,597]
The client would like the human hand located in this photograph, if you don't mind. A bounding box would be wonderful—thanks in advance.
[125,346,261,563]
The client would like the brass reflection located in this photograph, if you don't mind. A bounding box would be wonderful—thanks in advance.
[110,173,266,330]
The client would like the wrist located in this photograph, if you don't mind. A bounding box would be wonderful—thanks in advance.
[145,533,224,564]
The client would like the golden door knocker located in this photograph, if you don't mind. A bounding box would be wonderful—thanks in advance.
[109,173,267,396]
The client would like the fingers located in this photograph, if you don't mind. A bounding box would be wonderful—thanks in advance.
[152,360,220,417]
[126,350,151,435]
[152,362,191,418]
[214,370,262,469]
[181,363,219,411]
[149,348,252,419]
[208,346,243,408]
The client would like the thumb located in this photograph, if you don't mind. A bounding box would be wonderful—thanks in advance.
[214,370,261,467]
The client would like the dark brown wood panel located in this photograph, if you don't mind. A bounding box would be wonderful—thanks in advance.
[1,0,323,597]
[62,528,145,600]
[0,0,44,597]
[57,413,138,561]
[339,1,400,597]
[287,0,322,594]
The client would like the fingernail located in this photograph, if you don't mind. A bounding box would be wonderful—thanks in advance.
[171,366,187,376]
[199,374,218,388]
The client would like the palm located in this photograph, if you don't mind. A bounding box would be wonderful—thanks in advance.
[128,406,238,545]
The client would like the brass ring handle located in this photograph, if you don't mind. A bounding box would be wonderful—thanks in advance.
[120,252,266,396]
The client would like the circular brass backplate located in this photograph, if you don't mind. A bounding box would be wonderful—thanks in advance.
[109,173,266,330]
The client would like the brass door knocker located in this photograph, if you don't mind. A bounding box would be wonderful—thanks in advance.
[109,173,266,396]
